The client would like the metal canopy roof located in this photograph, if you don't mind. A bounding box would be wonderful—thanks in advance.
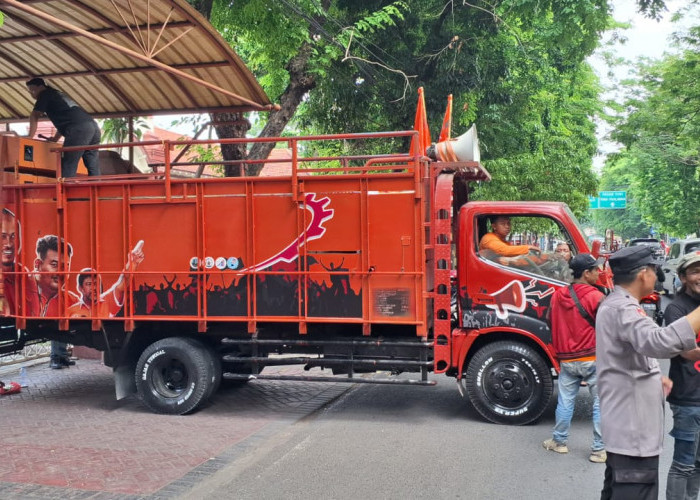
[0,0,274,123]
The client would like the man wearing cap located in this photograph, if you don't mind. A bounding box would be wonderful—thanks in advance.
[543,254,606,463]
[24,77,101,178]
[665,251,700,500]
[597,246,700,499]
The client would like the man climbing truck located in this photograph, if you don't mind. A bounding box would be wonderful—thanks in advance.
[0,114,604,425]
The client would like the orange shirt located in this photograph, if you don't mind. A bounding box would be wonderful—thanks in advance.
[66,290,124,318]
[26,285,79,318]
[67,289,123,318]
[479,232,531,257]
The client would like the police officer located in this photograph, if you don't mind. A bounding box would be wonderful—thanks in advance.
[597,246,700,500]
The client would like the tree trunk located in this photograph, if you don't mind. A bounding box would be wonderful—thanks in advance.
[191,0,322,177]
[190,0,213,19]
[246,43,317,174]
[210,112,250,177]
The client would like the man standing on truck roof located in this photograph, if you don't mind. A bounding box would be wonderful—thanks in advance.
[479,215,540,257]
[543,254,606,463]
[28,235,78,369]
[664,251,700,500]
[597,246,700,500]
[24,77,101,178]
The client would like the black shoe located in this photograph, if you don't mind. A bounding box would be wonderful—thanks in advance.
[60,357,75,367]
[50,361,64,369]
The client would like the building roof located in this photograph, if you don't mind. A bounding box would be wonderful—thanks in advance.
[0,0,273,122]
[259,148,294,177]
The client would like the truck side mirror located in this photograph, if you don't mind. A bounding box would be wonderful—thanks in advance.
[591,239,602,258]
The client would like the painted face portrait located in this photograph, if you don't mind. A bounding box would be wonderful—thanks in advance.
[1,211,17,268]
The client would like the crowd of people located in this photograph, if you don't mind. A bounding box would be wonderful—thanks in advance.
[479,215,700,498]
[538,239,700,499]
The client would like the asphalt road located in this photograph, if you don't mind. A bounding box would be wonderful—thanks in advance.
[185,369,676,500]
[185,296,678,500]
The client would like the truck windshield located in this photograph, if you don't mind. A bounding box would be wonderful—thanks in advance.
[564,206,589,253]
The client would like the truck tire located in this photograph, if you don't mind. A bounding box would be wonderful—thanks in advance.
[135,337,214,415]
[182,337,221,400]
[464,340,553,425]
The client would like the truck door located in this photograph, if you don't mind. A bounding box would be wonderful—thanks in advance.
[463,213,579,334]
[456,208,588,425]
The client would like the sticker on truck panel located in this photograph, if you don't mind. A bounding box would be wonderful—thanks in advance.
[472,279,554,320]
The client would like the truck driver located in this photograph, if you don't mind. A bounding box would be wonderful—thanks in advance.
[479,215,540,257]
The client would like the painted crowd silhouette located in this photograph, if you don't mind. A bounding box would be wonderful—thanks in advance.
[133,256,362,318]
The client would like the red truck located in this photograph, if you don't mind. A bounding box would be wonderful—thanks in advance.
[0,128,606,425]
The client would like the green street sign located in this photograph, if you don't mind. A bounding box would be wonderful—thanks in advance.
[589,191,626,210]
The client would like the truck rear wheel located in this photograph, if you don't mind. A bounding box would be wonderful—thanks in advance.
[135,337,214,415]
[182,337,222,400]
[464,340,553,425]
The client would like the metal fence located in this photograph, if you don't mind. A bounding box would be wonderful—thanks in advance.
[0,342,50,368]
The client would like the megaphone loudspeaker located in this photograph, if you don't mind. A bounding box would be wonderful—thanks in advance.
[434,124,480,163]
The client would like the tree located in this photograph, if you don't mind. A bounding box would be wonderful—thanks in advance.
[182,0,669,201]
[608,21,700,236]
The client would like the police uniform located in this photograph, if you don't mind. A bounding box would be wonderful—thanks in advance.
[597,246,697,499]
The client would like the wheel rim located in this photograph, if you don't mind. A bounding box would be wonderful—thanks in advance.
[481,358,537,411]
[151,357,190,398]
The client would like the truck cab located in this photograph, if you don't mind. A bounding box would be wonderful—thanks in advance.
[452,201,593,424]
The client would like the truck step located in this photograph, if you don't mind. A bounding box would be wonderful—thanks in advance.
[222,373,437,386]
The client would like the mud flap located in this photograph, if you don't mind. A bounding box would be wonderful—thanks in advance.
[456,377,466,398]
[114,364,136,400]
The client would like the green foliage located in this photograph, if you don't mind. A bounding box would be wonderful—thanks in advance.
[100,117,149,144]
[635,0,669,20]
[198,0,666,202]
[606,21,700,237]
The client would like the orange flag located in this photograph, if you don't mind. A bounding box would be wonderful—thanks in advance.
[438,94,453,143]
[410,87,432,157]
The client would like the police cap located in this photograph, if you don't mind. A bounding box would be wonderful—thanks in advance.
[608,245,663,275]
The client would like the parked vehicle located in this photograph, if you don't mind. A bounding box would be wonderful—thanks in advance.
[627,238,666,260]
[661,238,700,295]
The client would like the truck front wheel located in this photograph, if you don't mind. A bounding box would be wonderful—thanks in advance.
[135,337,213,415]
[464,340,553,425]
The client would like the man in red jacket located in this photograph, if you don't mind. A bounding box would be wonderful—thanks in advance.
[543,253,606,463]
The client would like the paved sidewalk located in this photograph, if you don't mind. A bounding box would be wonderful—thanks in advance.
[0,359,351,499]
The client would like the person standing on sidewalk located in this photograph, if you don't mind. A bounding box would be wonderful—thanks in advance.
[666,251,700,500]
[543,253,606,463]
[597,246,700,500]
